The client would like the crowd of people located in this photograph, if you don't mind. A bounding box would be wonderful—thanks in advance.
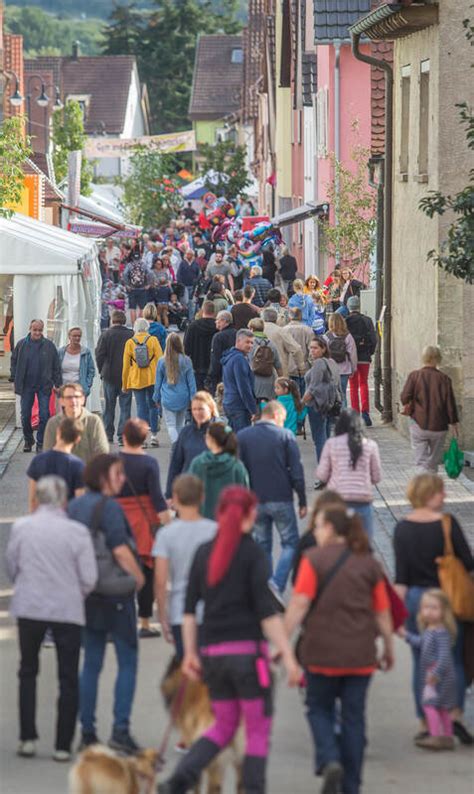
[6,202,473,794]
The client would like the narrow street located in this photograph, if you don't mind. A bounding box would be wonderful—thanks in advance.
[0,417,472,794]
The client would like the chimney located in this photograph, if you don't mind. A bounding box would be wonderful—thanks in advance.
[72,41,80,60]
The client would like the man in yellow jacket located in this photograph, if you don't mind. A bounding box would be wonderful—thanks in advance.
[122,318,163,447]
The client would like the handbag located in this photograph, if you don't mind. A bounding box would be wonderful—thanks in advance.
[400,371,420,417]
[295,548,351,663]
[436,515,474,621]
[383,574,408,631]
[125,476,161,538]
[90,497,137,598]
[443,438,464,479]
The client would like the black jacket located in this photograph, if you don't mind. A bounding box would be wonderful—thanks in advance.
[184,318,217,373]
[342,279,365,305]
[262,250,277,285]
[95,324,134,388]
[11,335,61,395]
[278,254,298,282]
[346,312,377,362]
[208,326,237,393]
[165,419,210,497]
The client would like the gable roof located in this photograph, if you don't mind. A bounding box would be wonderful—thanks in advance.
[25,55,138,135]
[313,0,371,42]
[189,34,243,120]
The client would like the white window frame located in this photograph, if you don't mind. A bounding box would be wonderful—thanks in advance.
[316,87,328,158]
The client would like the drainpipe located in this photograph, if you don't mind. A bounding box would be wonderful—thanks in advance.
[334,41,341,265]
[368,155,384,415]
[351,33,393,423]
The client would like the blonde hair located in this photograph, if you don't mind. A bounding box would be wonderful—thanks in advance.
[417,589,457,642]
[293,279,304,292]
[164,333,184,386]
[422,345,442,367]
[328,313,348,336]
[191,390,219,418]
[143,303,158,322]
[248,317,264,332]
[406,473,444,508]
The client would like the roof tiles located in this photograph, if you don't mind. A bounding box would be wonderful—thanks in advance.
[188,34,243,120]
[370,39,393,155]
[313,0,372,41]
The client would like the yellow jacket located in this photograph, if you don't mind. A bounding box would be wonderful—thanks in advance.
[122,332,162,390]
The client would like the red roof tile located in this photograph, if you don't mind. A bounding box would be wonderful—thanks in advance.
[370,39,393,155]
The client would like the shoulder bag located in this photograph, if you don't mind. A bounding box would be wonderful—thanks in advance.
[89,497,137,598]
[125,475,161,538]
[436,514,474,621]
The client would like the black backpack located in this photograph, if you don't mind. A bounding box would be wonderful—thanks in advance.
[326,332,348,364]
[348,315,375,358]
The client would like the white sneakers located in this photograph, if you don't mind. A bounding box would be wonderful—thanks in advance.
[150,434,160,447]
[17,741,36,757]
[53,750,71,762]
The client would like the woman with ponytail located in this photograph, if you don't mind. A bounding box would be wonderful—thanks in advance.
[285,507,394,794]
[315,409,381,539]
[189,422,249,519]
[158,486,300,794]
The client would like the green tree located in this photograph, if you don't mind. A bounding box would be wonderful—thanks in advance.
[119,147,184,227]
[102,0,242,132]
[198,140,251,199]
[4,5,104,56]
[0,117,32,219]
[319,145,377,281]
[51,101,94,196]
[419,16,474,284]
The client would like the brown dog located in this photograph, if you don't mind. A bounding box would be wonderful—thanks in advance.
[68,745,159,794]
[160,655,244,794]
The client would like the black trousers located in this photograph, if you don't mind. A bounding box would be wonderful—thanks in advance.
[137,563,154,619]
[18,618,81,751]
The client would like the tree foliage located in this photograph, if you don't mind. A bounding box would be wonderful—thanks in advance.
[0,117,32,219]
[51,101,94,196]
[119,147,184,228]
[418,16,474,284]
[198,140,251,199]
[6,0,249,22]
[4,5,104,56]
[319,145,377,281]
[102,0,242,133]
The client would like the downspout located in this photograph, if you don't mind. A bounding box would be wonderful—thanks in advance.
[334,41,341,265]
[368,155,384,415]
[351,33,393,423]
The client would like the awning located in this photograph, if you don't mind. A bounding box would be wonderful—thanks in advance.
[271,201,329,228]
[0,213,97,275]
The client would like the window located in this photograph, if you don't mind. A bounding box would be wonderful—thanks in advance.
[417,59,430,180]
[316,87,328,158]
[66,94,90,123]
[231,48,243,64]
[399,66,411,180]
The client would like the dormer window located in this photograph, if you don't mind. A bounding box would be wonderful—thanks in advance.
[231,48,243,64]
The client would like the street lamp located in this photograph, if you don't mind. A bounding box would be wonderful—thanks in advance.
[23,74,63,147]
[9,77,24,107]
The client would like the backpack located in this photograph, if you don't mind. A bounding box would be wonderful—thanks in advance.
[312,309,326,335]
[89,497,136,598]
[251,339,275,377]
[326,331,348,364]
[128,261,146,288]
[348,315,375,358]
[132,335,153,368]
[310,360,342,416]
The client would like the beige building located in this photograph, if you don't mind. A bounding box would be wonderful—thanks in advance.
[352,0,474,448]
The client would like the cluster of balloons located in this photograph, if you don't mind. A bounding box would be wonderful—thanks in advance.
[204,194,283,259]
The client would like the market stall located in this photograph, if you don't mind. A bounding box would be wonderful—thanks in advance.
[0,212,102,411]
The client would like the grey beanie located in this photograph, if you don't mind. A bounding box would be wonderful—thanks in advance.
[347,296,360,312]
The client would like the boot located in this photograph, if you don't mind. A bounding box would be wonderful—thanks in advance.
[241,755,267,794]
[161,738,220,792]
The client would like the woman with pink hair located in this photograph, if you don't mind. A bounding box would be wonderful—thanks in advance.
[158,486,300,794]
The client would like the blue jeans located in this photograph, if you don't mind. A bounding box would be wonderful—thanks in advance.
[226,408,252,433]
[182,286,196,321]
[307,405,329,462]
[103,381,132,442]
[80,627,138,734]
[162,407,187,444]
[20,386,51,446]
[306,672,371,794]
[253,501,299,593]
[340,373,350,408]
[346,502,374,541]
[405,586,465,719]
[133,385,159,433]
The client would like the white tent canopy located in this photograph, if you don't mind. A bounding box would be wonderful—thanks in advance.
[0,212,95,275]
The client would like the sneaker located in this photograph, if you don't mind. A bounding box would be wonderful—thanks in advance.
[53,750,71,762]
[17,741,36,757]
[453,720,474,745]
[174,741,188,753]
[23,442,33,453]
[150,434,160,448]
[321,761,343,794]
[416,735,452,751]
[361,411,373,427]
[142,440,149,449]
[138,626,161,639]
[78,732,100,751]
[43,628,55,648]
[267,580,285,612]
[313,479,324,491]
[108,731,141,755]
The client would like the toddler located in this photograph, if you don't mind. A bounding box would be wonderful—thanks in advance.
[274,377,307,435]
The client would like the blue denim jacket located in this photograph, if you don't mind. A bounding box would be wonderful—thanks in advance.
[58,346,96,396]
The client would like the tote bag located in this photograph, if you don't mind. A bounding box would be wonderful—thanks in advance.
[437,515,474,621]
